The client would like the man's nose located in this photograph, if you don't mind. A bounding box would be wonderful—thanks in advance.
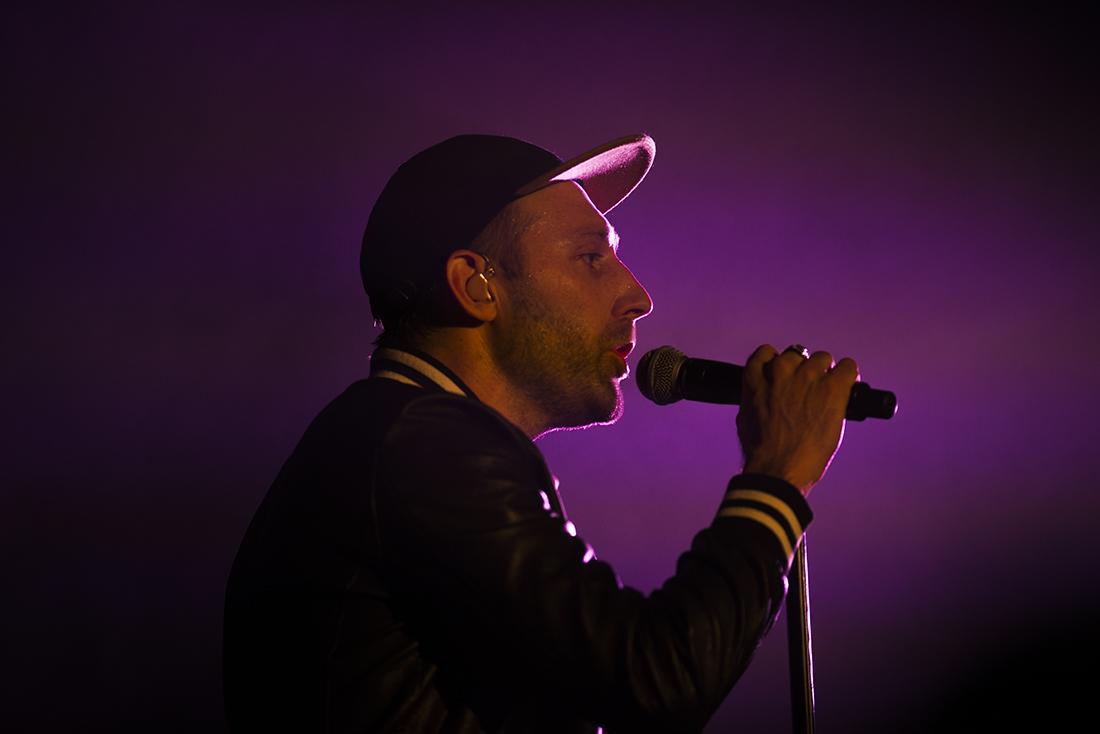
[616,260,654,320]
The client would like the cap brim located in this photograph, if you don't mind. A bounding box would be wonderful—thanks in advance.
[513,133,656,214]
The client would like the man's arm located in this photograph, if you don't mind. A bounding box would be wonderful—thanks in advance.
[374,393,812,732]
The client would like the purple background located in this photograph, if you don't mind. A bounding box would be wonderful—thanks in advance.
[6,3,1098,731]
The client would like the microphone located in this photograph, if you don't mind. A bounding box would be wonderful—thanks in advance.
[636,345,897,421]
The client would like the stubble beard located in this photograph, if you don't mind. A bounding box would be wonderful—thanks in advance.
[491,288,624,433]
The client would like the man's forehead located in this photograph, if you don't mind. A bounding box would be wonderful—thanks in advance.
[514,180,614,235]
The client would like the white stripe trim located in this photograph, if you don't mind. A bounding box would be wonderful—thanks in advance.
[725,489,804,542]
[718,507,794,559]
[374,349,467,396]
[372,370,421,388]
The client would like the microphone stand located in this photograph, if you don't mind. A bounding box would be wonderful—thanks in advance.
[787,533,815,733]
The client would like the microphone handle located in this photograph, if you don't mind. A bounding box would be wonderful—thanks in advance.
[679,357,743,404]
[678,358,897,421]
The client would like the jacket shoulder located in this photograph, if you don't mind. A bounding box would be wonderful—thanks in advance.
[375,389,558,535]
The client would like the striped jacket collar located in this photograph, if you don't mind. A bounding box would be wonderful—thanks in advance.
[369,347,476,399]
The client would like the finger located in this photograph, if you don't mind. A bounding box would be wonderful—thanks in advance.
[745,344,778,387]
[747,344,779,367]
[770,349,807,380]
[803,350,834,374]
[830,357,860,384]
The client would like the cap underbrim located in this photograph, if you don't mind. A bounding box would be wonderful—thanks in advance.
[512,133,656,214]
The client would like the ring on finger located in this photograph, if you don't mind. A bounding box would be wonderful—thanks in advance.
[783,344,810,359]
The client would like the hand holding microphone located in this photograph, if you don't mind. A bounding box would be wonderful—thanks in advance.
[636,345,896,420]
[637,345,896,494]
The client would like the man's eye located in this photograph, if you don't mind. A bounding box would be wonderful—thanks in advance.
[581,253,604,266]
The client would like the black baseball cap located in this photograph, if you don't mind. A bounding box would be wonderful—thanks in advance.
[360,133,656,326]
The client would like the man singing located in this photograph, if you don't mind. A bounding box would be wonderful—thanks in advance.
[224,133,857,733]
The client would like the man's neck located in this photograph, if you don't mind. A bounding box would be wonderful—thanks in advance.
[406,332,548,440]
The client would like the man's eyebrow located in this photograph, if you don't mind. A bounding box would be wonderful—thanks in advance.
[578,227,621,251]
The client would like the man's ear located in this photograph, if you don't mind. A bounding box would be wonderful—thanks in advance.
[445,250,497,323]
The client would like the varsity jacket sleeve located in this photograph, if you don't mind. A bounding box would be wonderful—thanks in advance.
[373,393,812,734]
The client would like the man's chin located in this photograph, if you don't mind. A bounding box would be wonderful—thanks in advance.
[584,376,622,419]
[584,382,626,427]
[541,384,624,435]
[602,394,625,425]
[607,379,626,419]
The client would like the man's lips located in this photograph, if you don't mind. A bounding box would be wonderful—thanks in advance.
[610,343,635,376]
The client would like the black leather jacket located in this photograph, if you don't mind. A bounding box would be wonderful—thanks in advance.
[224,348,812,733]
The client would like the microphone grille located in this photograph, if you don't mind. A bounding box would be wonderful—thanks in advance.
[637,346,686,405]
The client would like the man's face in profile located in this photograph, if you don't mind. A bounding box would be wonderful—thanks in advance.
[489,182,653,434]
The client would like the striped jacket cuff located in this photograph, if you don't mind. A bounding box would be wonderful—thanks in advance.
[717,473,813,564]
